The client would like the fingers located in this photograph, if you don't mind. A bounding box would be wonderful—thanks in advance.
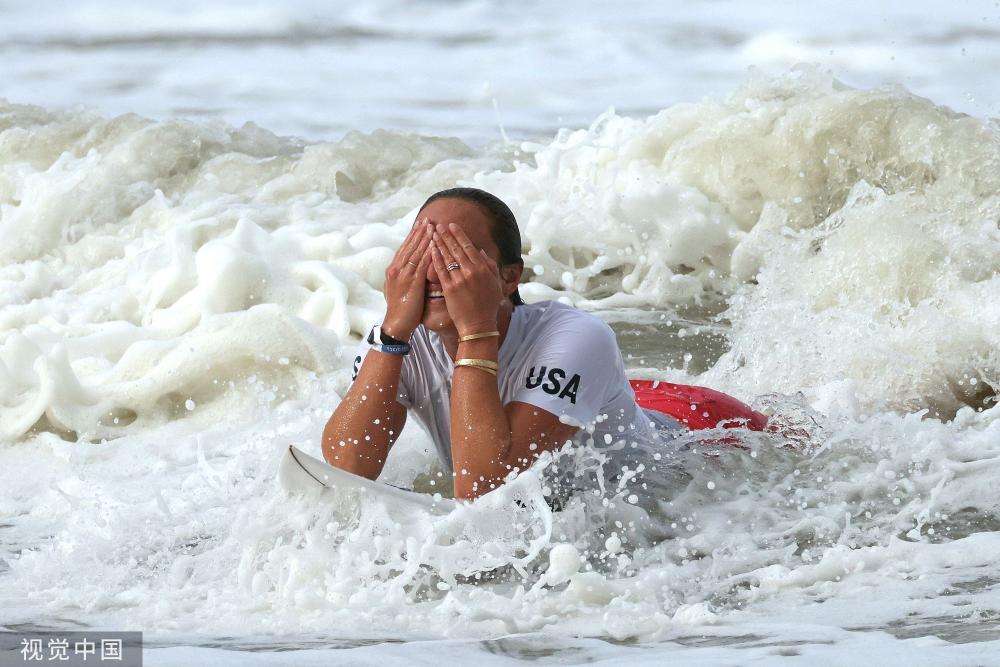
[395,220,422,258]
[432,228,457,270]
[400,234,433,302]
[404,229,432,277]
[397,221,430,270]
[386,223,430,287]
[478,247,499,270]
[430,243,456,289]
[412,234,433,276]
[437,223,481,269]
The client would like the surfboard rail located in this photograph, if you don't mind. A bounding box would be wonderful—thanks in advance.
[278,445,457,514]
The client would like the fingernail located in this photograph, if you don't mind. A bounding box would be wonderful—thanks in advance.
[449,223,459,231]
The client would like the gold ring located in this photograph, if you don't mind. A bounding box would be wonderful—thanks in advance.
[446,262,460,272]
[407,260,418,266]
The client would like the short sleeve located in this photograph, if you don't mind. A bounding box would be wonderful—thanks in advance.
[507,317,621,427]
[348,331,413,408]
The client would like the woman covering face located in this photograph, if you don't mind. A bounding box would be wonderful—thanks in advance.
[322,188,761,501]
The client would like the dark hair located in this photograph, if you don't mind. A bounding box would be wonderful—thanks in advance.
[419,187,525,306]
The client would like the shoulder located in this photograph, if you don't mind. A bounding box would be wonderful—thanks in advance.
[513,300,619,361]
[521,300,616,345]
[504,302,624,416]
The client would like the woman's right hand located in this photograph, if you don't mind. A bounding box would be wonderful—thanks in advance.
[381,219,433,339]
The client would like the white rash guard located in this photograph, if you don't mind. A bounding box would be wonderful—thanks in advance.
[354,301,684,500]
[350,301,683,488]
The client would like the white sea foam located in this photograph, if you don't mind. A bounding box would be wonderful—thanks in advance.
[3,70,1000,662]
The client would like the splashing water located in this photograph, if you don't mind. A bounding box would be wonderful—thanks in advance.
[3,70,1000,662]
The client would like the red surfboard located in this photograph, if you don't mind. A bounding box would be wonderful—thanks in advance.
[630,380,767,431]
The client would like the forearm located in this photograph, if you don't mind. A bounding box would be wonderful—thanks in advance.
[450,338,513,499]
[323,351,406,479]
[325,214,428,477]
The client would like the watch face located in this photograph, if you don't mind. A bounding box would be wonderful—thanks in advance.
[369,325,406,347]
[378,327,401,345]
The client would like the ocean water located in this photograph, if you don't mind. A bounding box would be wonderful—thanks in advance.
[2,1,1000,665]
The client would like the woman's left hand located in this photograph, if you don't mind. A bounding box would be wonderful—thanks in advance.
[431,223,505,337]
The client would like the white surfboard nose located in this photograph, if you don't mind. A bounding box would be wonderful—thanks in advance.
[278,445,456,514]
[278,445,329,492]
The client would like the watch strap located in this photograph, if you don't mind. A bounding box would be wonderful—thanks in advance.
[368,325,411,355]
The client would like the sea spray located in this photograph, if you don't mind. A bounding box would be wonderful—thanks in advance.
[2,72,1000,648]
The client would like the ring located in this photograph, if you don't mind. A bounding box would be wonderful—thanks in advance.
[446,262,460,272]
[407,260,418,266]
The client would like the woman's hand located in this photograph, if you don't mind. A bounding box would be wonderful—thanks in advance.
[382,220,433,339]
[431,223,505,337]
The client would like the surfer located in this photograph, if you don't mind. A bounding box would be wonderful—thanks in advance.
[323,188,763,501]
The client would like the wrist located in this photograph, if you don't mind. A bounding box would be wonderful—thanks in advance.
[457,337,498,361]
[380,320,414,341]
[456,319,499,339]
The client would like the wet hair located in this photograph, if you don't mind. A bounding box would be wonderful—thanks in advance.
[419,187,525,306]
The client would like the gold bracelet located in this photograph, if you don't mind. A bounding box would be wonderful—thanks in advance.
[458,330,500,343]
[454,358,499,376]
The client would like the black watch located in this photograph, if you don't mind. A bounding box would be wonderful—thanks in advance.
[367,325,408,347]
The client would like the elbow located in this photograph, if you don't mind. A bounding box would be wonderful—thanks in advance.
[452,473,481,501]
[321,417,341,466]
[321,439,335,467]
[453,482,488,502]
[453,468,510,502]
